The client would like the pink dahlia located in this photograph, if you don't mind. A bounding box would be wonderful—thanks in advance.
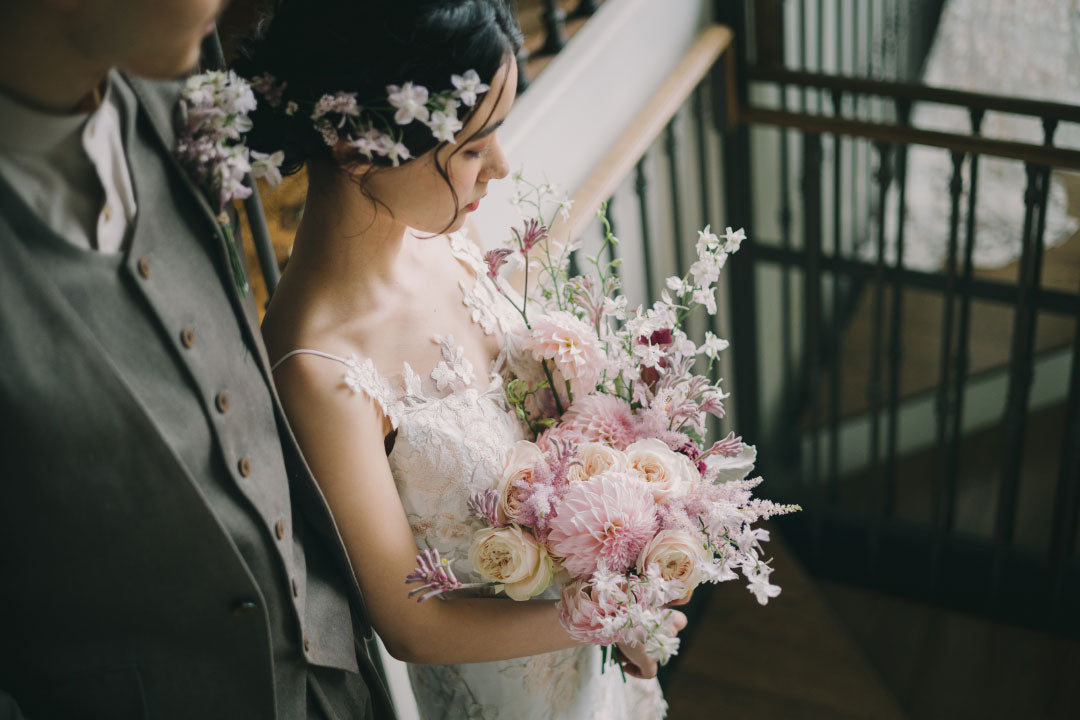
[547,471,659,577]
[557,394,639,450]
[528,311,605,397]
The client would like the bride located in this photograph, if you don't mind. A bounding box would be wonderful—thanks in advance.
[240,1,683,717]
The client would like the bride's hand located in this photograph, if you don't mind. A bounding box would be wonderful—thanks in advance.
[614,609,688,679]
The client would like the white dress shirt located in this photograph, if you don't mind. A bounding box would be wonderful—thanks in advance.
[0,76,137,254]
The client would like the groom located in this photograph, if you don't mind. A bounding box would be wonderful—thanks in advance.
[0,1,394,718]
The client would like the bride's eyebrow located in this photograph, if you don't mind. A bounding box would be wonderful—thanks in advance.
[470,118,505,141]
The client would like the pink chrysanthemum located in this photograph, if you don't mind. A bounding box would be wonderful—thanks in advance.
[555,394,639,450]
[547,471,659,577]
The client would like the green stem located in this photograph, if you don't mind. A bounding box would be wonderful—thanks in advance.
[221,220,250,298]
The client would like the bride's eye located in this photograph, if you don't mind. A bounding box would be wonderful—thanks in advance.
[464,144,490,160]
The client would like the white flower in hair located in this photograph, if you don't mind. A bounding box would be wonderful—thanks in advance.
[451,69,489,107]
[384,140,412,167]
[426,110,464,143]
[250,150,284,186]
[348,128,386,159]
[387,82,430,124]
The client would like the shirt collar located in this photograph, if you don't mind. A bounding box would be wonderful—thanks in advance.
[0,77,117,156]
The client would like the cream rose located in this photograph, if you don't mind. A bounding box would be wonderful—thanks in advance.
[636,529,706,601]
[625,438,695,500]
[498,440,544,522]
[468,525,554,601]
[568,443,628,482]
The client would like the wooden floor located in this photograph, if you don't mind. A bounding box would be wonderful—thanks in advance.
[665,523,1080,720]
[665,529,906,719]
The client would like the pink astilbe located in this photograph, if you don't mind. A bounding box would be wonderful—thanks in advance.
[513,438,579,536]
[547,472,659,576]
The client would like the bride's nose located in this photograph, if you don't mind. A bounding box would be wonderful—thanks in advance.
[482,137,510,182]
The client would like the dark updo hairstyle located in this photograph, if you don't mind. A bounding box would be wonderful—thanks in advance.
[235,0,522,183]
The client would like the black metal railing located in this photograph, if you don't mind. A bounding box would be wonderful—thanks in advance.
[717,0,1080,636]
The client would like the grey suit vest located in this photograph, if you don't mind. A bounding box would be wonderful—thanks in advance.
[0,73,394,719]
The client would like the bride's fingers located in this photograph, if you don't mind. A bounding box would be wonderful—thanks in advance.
[668,609,688,632]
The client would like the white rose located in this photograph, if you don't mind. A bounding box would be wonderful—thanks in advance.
[498,440,544,522]
[468,525,554,601]
[568,443,627,482]
[636,529,706,602]
[625,438,695,500]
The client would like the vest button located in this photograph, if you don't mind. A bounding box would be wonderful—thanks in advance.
[137,257,150,278]
[237,456,251,477]
[231,600,258,617]
[215,391,231,414]
[303,637,311,652]
[180,327,195,349]
[275,519,285,540]
[292,578,299,597]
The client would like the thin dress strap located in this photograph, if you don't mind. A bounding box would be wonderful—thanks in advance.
[271,348,405,430]
[271,348,350,373]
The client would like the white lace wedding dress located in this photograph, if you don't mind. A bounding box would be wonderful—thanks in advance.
[275,232,667,720]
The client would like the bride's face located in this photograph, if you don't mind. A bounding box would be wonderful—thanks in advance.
[358,59,517,235]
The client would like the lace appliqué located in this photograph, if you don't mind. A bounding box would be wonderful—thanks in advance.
[450,230,521,337]
[341,353,407,429]
[430,334,475,392]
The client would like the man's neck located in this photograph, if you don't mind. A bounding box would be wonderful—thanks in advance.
[0,14,109,114]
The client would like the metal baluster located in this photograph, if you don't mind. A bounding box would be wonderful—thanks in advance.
[816,0,824,111]
[884,101,912,519]
[635,157,655,307]
[946,109,986,535]
[930,150,966,592]
[540,0,567,56]
[779,9,795,416]
[803,132,824,556]
[694,84,712,232]
[1049,297,1080,614]
[717,0,760,449]
[571,0,599,18]
[991,163,1050,605]
[604,196,619,280]
[664,119,686,281]
[867,141,892,569]
[509,0,530,93]
[829,89,843,503]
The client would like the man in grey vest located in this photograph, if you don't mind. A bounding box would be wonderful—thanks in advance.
[0,2,395,718]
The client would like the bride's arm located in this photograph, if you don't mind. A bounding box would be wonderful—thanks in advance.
[275,354,584,665]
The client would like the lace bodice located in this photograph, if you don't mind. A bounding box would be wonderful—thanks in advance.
[274,231,666,719]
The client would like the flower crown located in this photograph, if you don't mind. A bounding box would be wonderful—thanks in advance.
[249,70,490,166]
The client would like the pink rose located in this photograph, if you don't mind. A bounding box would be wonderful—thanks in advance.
[498,440,544,523]
[625,438,697,501]
[468,525,554,601]
[636,529,705,603]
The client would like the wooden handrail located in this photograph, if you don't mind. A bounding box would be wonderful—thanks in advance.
[554,24,733,243]
[749,66,1080,126]
[741,106,1080,170]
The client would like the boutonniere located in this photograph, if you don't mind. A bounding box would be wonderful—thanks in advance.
[175,70,283,297]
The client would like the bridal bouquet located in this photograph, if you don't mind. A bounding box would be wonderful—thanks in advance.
[407,177,799,664]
